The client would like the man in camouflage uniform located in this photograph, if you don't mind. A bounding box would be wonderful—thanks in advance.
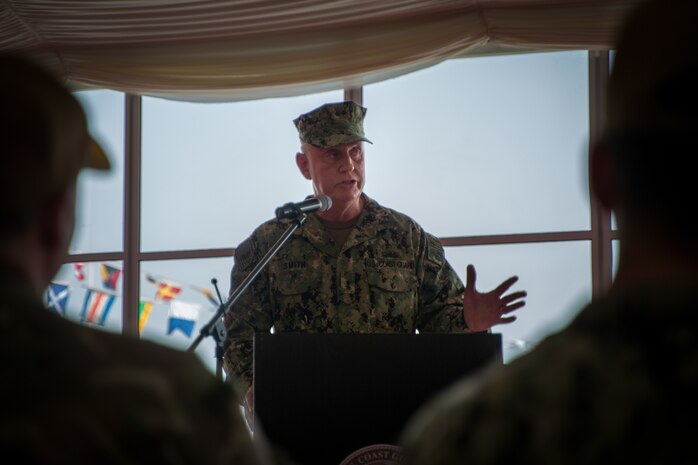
[399,0,698,463]
[223,101,526,422]
[0,55,267,464]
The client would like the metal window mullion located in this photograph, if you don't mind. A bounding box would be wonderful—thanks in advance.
[440,230,593,247]
[344,87,363,105]
[588,50,613,298]
[123,94,142,338]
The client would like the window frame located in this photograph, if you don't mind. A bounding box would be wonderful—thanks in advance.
[65,51,616,339]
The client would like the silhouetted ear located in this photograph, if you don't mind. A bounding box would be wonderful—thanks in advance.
[296,152,312,180]
[590,139,616,211]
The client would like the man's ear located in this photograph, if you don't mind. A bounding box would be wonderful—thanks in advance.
[296,152,312,180]
[590,139,616,212]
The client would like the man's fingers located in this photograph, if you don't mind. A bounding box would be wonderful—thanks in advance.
[501,301,526,314]
[493,275,519,295]
[499,316,517,324]
[466,264,477,289]
[502,291,527,305]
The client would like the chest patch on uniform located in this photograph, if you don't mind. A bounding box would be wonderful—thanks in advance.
[366,258,415,270]
[282,260,307,270]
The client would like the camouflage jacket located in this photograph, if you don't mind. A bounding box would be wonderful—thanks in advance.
[400,286,698,465]
[0,262,264,465]
[223,195,467,393]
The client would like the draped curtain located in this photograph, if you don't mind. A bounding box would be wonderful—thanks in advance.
[0,0,640,102]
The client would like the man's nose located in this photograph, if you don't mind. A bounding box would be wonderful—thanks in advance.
[338,152,355,172]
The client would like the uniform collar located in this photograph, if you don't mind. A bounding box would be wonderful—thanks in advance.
[297,194,394,255]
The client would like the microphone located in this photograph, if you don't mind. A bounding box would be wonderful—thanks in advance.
[275,195,332,219]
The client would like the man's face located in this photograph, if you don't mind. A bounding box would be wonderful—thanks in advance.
[296,141,365,204]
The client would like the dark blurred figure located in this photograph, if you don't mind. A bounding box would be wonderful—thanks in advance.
[399,0,698,463]
[0,55,267,464]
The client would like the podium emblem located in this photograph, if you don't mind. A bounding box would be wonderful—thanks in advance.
[339,444,402,465]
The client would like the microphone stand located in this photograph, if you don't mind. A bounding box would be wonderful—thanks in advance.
[187,212,309,380]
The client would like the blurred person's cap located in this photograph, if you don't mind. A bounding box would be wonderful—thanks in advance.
[294,101,372,148]
[0,55,110,230]
[607,0,697,136]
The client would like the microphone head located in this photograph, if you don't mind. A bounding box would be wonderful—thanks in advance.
[317,194,332,212]
[275,195,333,220]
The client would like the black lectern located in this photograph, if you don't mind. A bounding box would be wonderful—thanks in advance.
[254,333,502,465]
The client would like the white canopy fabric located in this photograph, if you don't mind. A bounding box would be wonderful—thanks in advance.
[0,0,640,102]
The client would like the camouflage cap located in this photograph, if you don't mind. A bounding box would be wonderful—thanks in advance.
[294,101,372,148]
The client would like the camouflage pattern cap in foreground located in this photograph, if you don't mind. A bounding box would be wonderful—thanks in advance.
[294,101,372,148]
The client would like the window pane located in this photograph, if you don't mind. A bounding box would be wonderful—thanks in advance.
[48,261,123,334]
[364,51,590,236]
[72,91,124,253]
[139,257,235,373]
[444,241,592,363]
[141,91,342,252]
